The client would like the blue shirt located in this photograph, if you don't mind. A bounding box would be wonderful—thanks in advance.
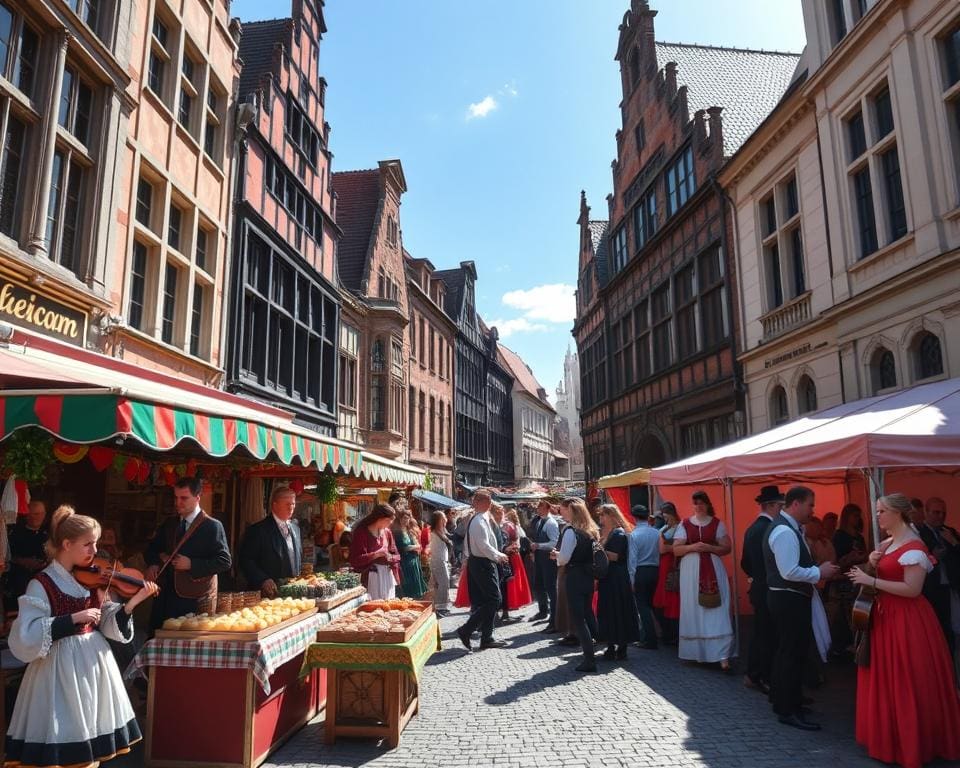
[627,522,661,575]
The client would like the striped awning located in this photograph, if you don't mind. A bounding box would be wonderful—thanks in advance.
[358,451,425,486]
[0,392,362,474]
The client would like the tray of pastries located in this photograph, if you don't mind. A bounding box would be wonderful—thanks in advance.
[156,598,318,641]
[314,599,433,644]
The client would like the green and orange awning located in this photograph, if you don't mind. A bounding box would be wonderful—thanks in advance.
[0,392,362,474]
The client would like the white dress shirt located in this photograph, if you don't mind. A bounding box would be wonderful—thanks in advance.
[273,514,297,573]
[556,527,577,566]
[463,512,501,562]
[768,513,821,594]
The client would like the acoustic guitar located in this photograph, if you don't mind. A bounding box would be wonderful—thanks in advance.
[851,562,877,633]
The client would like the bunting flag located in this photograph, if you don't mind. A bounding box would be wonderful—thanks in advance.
[0,394,363,475]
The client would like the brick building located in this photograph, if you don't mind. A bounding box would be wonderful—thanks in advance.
[112,0,240,384]
[224,3,341,434]
[574,1,797,480]
[405,254,456,493]
[0,1,132,353]
[332,161,410,457]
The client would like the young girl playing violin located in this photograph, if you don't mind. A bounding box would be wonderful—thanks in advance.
[5,505,158,768]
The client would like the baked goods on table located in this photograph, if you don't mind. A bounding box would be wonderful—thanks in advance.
[161,597,316,633]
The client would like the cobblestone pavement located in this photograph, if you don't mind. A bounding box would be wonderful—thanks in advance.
[254,610,890,768]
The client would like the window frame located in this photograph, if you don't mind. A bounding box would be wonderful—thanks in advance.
[759,171,807,313]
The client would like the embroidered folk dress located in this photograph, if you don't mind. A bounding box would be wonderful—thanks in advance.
[674,517,734,663]
[5,561,140,768]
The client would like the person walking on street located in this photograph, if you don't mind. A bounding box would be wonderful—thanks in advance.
[627,504,661,650]
[556,498,600,673]
[455,489,510,651]
[740,485,783,695]
[763,486,840,731]
[529,498,560,628]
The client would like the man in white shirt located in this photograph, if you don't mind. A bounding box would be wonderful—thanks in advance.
[529,498,560,628]
[762,486,839,732]
[455,488,509,651]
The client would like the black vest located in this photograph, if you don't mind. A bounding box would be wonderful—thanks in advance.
[761,514,814,597]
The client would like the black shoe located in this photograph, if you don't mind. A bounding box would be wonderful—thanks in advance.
[530,612,548,621]
[479,639,509,649]
[541,625,559,634]
[455,626,472,651]
[778,714,821,731]
[744,676,771,695]
[602,646,617,660]
[500,616,522,624]
[557,636,579,647]
[574,661,598,673]
[436,609,450,617]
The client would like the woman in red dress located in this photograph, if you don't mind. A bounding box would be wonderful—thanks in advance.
[652,502,681,645]
[848,493,960,768]
[502,509,533,611]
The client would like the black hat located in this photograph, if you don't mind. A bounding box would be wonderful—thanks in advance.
[755,486,784,505]
[631,504,649,520]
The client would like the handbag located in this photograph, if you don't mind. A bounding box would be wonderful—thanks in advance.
[665,565,680,593]
[698,589,721,609]
[158,512,218,602]
[591,539,609,579]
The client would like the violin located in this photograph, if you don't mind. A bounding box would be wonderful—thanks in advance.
[74,556,158,599]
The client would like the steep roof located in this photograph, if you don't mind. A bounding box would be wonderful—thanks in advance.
[498,345,556,414]
[654,42,800,158]
[331,169,380,292]
[434,267,466,321]
[589,220,610,287]
[238,19,289,100]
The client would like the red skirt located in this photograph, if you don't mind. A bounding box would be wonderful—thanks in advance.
[504,552,532,610]
[652,552,680,619]
[454,567,471,608]
[856,594,960,768]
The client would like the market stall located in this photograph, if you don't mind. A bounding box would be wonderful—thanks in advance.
[129,588,367,768]
[301,599,440,748]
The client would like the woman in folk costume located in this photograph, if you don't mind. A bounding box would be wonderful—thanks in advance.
[348,504,401,601]
[5,505,158,768]
[672,490,735,670]
[501,509,533,612]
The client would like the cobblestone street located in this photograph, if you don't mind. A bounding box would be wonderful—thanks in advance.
[256,610,881,768]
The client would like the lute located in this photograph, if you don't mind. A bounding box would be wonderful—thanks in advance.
[851,561,877,632]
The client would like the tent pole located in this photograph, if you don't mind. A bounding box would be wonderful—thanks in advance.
[723,477,741,657]
[866,468,884,548]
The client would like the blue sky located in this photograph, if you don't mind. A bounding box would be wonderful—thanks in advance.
[229,0,806,400]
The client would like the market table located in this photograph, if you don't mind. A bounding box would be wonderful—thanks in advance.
[301,613,440,748]
[128,595,366,768]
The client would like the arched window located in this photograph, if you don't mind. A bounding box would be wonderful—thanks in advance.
[770,386,789,427]
[797,375,817,415]
[870,347,897,393]
[913,332,944,380]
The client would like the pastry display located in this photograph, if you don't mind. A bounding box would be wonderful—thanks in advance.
[319,599,428,635]
[160,597,315,633]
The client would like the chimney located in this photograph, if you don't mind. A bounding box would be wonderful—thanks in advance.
[664,61,678,99]
[707,106,724,154]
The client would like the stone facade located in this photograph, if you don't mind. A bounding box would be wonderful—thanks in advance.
[405,255,456,494]
[497,345,556,485]
[0,2,133,352]
[110,0,239,385]
[225,4,341,434]
[724,0,960,432]
[555,347,585,480]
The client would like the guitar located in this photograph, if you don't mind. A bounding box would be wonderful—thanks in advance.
[851,561,877,632]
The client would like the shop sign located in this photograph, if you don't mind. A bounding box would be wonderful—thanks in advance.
[0,277,87,346]
[763,342,811,369]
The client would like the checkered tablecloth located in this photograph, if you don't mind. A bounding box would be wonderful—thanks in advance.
[126,594,368,694]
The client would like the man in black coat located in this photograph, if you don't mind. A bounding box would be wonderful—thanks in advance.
[917,496,960,654]
[239,486,302,597]
[145,476,232,629]
[741,485,783,695]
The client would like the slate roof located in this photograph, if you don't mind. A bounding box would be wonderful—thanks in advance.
[589,220,610,287]
[238,19,289,101]
[654,42,800,158]
[331,170,381,293]
[434,267,466,321]
[497,345,556,414]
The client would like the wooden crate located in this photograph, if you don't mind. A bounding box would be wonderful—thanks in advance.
[315,585,366,611]
[154,608,318,642]
[314,602,433,645]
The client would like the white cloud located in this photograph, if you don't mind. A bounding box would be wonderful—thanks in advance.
[501,284,576,324]
[487,318,548,338]
[467,95,497,119]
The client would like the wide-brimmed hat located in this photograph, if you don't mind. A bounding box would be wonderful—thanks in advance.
[755,485,784,505]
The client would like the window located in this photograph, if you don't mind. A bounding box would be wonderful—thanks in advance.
[611,225,628,272]
[665,146,695,217]
[760,174,806,311]
[128,241,149,331]
[674,264,697,360]
[429,327,435,372]
[634,120,645,151]
[189,283,205,357]
[633,186,657,252]
[195,227,208,271]
[429,397,436,454]
[771,386,789,427]
[135,178,153,228]
[168,202,183,252]
[652,282,671,371]
[339,324,358,409]
[285,95,320,169]
[371,338,385,372]
[698,248,725,348]
[846,83,907,258]
[797,375,817,415]
[45,151,84,276]
[633,300,650,381]
[58,67,93,145]
[71,0,101,36]
[870,347,897,393]
[829,0,847,46]
[148,17,169,99]
[913,332,944,380]
[204,82,224,162]
[161,263,179,344]
[371,376,385,431]
[611,316,632,392]
[13,20,37,99]
[0,115,25,237]
[941,21,960,190]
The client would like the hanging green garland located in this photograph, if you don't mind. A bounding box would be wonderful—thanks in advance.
[3,428,55,484]
[423,470,435,491]
[316,473,338,505]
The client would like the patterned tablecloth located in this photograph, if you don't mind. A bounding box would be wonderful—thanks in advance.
[126,594,368,694]
[300,614,441,683]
